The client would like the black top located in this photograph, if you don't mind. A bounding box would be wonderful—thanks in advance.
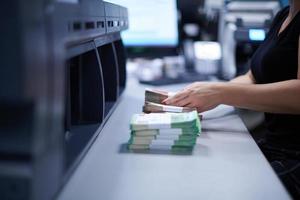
[251,7,300,149]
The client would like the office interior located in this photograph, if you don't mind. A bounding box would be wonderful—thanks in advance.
[0,0,298,199]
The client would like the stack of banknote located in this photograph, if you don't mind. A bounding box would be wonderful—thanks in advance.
[143,88,196,113]
[143,101,196,113]
[144,88,174,104]
[128,111,201,151]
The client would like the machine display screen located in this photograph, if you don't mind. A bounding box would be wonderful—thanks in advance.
[279,0,289,7]
[105,0,179,47]
[249,29,266,41]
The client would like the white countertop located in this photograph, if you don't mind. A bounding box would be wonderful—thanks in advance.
[57,79,290,200]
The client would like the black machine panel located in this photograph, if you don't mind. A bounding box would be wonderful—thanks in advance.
[0,0,128,200]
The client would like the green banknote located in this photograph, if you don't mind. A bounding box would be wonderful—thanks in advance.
[128,135,197,145]
[128,144,194,151]
[130,111,201,131]
[131,127,200,136]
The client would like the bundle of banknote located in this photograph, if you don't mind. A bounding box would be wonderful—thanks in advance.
[143,101,196,113]
[143,88,196,113]
[144,88,175,104]
[128,111,201,151]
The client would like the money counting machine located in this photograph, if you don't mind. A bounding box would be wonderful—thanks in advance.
[219,1,280,79]
[0,0,128,199]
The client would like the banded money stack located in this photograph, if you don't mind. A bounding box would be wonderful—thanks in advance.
[128,111,201,151]
[143,88,196,113]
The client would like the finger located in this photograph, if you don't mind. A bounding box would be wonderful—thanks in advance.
[162,95,183,104]
[162,90,184,104]
[164,90,189,105]
[197,107,209,113]
[175,97,192,107]
[197,107,204,113]
[162,97,171,104]
[185,103,195,108]
[184,84,196,91]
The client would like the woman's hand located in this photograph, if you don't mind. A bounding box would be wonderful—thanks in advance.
[162,82,224,113]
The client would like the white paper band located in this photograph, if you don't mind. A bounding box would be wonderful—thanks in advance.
[149,144,172,150]
[151,140,175,146]
[159,129,182,135]
[162,105,183,113]
[156,135,179,140]
[135,113,172,129]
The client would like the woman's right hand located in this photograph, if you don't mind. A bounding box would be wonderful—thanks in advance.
[163,82,224,113]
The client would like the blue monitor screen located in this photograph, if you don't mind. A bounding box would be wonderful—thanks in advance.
[105,0,179,47]
[279,0,289,7]
[249,29,266,41]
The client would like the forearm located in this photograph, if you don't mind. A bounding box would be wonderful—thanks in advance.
[217,80,300,114]
[230,71,256,84]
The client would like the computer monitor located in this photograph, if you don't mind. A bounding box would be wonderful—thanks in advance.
[106,0,179,57]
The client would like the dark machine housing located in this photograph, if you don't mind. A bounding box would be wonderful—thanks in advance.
[0,0,128,200]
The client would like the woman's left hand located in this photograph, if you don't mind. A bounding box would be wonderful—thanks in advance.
[162,82,224,113]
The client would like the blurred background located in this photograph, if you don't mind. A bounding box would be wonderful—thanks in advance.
[0,0,290,199]
[107,0,286,84]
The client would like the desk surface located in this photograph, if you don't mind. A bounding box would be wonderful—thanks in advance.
[57,79,290,200]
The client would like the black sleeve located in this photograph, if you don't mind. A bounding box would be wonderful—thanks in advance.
[267,6,289,34]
